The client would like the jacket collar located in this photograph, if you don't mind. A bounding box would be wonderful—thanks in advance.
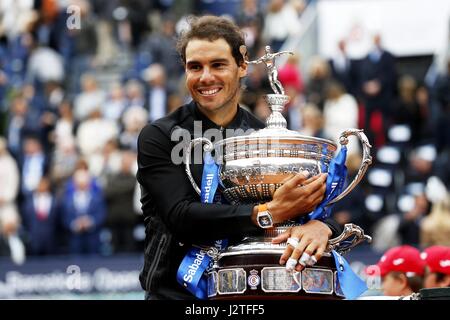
[187,100,247,131]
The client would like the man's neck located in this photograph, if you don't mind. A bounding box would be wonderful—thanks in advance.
[198,104,239,128]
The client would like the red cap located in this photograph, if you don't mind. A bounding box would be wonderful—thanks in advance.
[366,245,425,277]
[421,246,450,275]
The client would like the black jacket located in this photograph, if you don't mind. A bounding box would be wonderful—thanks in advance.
[137,101,343,299]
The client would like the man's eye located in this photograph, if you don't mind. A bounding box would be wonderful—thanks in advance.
[213,63,225,68]
[188,65,201,71]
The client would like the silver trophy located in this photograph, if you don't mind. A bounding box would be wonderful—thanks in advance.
[184,46,372,299]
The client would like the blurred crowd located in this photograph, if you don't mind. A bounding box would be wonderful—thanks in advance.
[0,0,449,265]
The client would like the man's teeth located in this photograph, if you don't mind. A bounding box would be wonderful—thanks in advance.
[200,88,220,95]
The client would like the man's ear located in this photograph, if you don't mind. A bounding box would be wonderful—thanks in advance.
[238,62,248,78]
[398,273,409,290]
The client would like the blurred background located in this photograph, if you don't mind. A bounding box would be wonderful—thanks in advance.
[0,0,449,299]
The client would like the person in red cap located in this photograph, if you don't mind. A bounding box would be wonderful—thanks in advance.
[366,245,425,296]
[421,246,450,288]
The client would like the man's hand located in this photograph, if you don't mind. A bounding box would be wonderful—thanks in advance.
[272,220,332,272]
[363,80,381,96]
[267,172,327,224]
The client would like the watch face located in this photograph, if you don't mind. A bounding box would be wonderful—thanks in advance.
[258,212,273,228]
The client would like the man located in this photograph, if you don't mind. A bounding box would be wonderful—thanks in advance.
[366,245,425,296]
[137,15,342,300]
[359,34,397,148]
[421,246,450,288]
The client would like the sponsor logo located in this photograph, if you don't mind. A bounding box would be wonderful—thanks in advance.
[183,250,207,284]
[202,174,214,203]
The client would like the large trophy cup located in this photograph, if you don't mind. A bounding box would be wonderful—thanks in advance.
[184,46,373,299]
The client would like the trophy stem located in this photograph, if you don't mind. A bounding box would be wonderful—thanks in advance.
[264,94,290,129]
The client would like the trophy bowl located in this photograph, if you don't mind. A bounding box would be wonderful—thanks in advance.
[185,95,372,206]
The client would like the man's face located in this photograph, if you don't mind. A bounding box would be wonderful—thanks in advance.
[184,38,247,117]
[424,271,440,289]
[382,273,405,296]
[424,268,450,288]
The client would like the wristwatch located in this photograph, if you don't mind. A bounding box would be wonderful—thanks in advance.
[257,203,273,229]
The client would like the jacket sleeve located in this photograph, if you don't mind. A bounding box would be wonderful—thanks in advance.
[137,124,259,244]
[322,218,343,239]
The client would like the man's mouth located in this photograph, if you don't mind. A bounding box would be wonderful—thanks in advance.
[198,87,222,96]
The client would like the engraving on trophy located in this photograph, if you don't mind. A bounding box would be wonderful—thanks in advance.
[217,269,247,295]
[261,267,301,293]
[302,268,334,295]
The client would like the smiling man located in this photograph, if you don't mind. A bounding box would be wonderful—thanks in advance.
[136,15,342,300]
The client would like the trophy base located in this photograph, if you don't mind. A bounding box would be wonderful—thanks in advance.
[207,242,344,300]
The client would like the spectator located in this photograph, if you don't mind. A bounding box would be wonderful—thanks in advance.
[21,176,59,255]
[421,246,450,288]
[89,139,122,181]
[305,56,332,111]
[26,39,65,85]
[101,82,127,122]
[299,103,326,139]
[434,60,450,153]
[359,34,397,148]
[5,95,41,159]
[50,138,79,194]
[278,54,305,130]
[0,137,25,265]
[391,75,422,145]
[119,105,148,151]
[103,151,138,253]
[366,245,425,296]
[323,80,360,156]
[75,108,119,158]
[142,63,174,122]
[20,136,49,195]
[61,169,107,254]
[398,192,431,246]
[329,39,357,96]
[64,0,98,93]
[125,79,146,108]
[73,73,106,122]
[52,100,77,150]
[421,187,450,247]
[235,0,265,56]
[140,13,183,89]
[262,0,301,52]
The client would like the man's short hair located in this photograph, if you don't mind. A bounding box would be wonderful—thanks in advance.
[176,15,246,67]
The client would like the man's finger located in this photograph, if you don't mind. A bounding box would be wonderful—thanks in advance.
[280,243,294,266]
[307,183,328,206]
[283,171,310,189]
[295,242,318,271]
[301,173,327,195]
[314,243,326,263]
[301,173,322,185]
[289,236,308,263]
[272,230,290,244]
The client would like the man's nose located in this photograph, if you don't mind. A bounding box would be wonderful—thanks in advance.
[200,67,214,82]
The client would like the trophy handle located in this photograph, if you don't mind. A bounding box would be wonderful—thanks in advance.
[184,137,214,196]
[327,223,372,255]
[327,129,372,206]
